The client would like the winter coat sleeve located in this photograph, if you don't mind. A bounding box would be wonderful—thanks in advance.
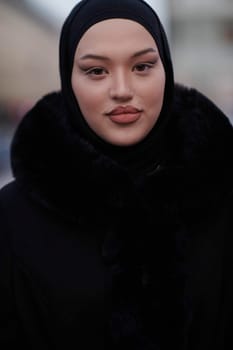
[222,193,233,348]
[0,198,25,348]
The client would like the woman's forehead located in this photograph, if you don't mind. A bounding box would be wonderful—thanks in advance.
[75,19,158,54]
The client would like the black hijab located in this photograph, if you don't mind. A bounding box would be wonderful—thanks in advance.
[59,0,174,174]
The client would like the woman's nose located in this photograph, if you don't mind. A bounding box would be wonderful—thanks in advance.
[109,72,133,101]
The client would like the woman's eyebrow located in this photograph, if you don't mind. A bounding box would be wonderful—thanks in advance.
[132,48,157,58]
[79,48,157,61]
[79,54,110,61]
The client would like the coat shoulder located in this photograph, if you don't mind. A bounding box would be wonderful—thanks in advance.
[173,83,232,128]
[0,181,26,246]
[0,181,24,212]
[171,84,233,166]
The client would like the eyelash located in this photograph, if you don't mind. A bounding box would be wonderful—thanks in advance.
[134,62,156,72]
[82,61,157,77]
[85,67,107,76]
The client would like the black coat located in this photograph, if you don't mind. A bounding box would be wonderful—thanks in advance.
[0,85,233,349]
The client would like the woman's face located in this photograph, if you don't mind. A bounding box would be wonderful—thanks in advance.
[71,18,165,146]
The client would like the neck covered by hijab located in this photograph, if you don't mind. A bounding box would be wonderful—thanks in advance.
[59,0,174,175]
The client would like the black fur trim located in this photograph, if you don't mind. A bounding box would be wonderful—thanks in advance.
[10,84,233,348]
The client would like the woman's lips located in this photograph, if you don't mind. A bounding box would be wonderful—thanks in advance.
[106,106,142,124]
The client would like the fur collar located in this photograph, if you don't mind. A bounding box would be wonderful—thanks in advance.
[10,84,233,348]
[11,84,233,224]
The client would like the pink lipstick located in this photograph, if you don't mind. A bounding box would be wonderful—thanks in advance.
[106,106,142,124]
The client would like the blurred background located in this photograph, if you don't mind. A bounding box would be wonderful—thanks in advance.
[0,0,233,188]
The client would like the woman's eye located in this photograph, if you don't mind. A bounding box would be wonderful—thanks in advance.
[86,67,107,76]
[134,62,155,72]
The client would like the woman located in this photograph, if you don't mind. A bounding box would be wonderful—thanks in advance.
[0,0,233,349]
